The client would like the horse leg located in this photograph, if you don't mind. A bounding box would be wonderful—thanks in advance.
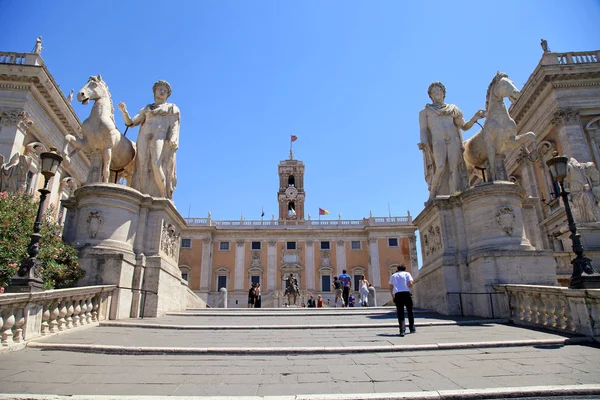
[487,143,496,181]
[102,147,112,183]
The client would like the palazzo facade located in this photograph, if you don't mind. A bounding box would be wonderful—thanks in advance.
[178,156,418,307]
[0,49,88,221]
[504,48,600,286]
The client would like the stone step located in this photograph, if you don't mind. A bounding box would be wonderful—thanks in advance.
[99,318,507,331]
[27,336,592,355]
[2,385,600,400]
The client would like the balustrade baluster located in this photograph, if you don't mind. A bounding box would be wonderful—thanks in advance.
[58,300,68,331]
[49,301,60,333]
[12,307,25,343]
[538,294,549,326]
[72,298,81,327]
[1,308,15,346]
[546,295,559,329]
[91,296,98,322]
[41,301,51,335]
[522,293,533,324]
[80,297,88,325]
[65,299,75,329]
[85,296,92,324]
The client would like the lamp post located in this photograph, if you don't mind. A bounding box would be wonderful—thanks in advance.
[8,147,63,293]
[546,153,599,289]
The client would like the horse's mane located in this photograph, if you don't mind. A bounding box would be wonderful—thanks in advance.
[485,72,509,111]
[88,76,116,124]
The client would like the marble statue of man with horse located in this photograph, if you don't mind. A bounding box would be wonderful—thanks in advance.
[63,75,180,200]
[419,72,537,200]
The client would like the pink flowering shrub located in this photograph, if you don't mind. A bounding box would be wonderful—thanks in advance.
[0,192,83,289]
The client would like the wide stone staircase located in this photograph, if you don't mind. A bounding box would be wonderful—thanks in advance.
[1,307,599,399]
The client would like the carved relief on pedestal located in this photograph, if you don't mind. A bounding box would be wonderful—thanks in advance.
[160,221,180,260]
[87,211,103,238]
[422,225,442,257]
[496,206,516,235]
[409,234,418,269]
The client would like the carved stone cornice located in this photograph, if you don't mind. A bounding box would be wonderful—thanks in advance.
[551,108,581,127]
[1,108,33,131]
[511,71,600,125]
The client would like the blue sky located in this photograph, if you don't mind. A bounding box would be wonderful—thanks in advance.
[2,1,600,222]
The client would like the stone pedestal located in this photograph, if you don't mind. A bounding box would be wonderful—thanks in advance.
[413,182,557,317]
[62,183,204,318]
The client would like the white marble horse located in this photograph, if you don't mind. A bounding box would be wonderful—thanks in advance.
[63,75,135,183]
[463,72,537,181]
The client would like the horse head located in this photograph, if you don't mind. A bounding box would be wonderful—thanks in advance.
[488,72,520,106]
[77,74,109,105]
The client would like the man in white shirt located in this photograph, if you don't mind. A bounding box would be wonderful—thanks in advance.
[389,264,415,337]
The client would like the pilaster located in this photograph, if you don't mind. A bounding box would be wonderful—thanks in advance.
[305,240,315,290]
[234,241,245,291]
[552,108,592,163]
[368,238,381,288]
[335,240,346,276]
[0,108,33,159]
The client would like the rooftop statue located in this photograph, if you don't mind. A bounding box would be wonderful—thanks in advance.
[541,39,550,53]
[463,72,537,182]
[33,36,43,55]
[418,82,485,200]
[118,80,180,199]
[63,75,136,184]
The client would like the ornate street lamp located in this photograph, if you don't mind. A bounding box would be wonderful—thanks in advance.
[8,147,63,293]
[546,153,599,289]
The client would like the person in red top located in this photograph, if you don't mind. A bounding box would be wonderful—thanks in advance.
[316,295,323,308]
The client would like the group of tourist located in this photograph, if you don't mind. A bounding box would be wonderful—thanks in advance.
[247,282,261,308]
[332,270,371,307]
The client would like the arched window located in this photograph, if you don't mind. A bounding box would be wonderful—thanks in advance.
[288,175,295,187]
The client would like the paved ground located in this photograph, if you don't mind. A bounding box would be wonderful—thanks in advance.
[0,307,599,398]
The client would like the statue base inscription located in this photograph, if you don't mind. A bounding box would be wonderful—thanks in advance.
[413,182,557,317]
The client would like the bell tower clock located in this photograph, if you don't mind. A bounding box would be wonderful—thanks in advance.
[278,156,305,221]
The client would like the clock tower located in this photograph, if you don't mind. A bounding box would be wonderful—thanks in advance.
[278,156,305,220]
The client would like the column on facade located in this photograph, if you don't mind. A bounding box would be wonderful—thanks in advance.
[335,240,346,276]
[234,241,246,291]
[0,108,32,159]
[552,108,592,163]
[519,160,544,249]
[305,241,315,290]
[368,238,381,287]
[267,241,277,291]
[199,238,212,292]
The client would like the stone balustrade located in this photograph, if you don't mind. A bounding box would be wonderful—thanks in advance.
[0,285,115,348]
[185,216,411,228]
[542,51,599,66]
[494,284,600,337]
[0,51,43,66]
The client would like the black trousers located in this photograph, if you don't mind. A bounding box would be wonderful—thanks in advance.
[394,291,414,331]
[342,286,350,306]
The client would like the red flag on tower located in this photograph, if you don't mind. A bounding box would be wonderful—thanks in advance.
[319,208,330,215]
[291,135,298,142]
